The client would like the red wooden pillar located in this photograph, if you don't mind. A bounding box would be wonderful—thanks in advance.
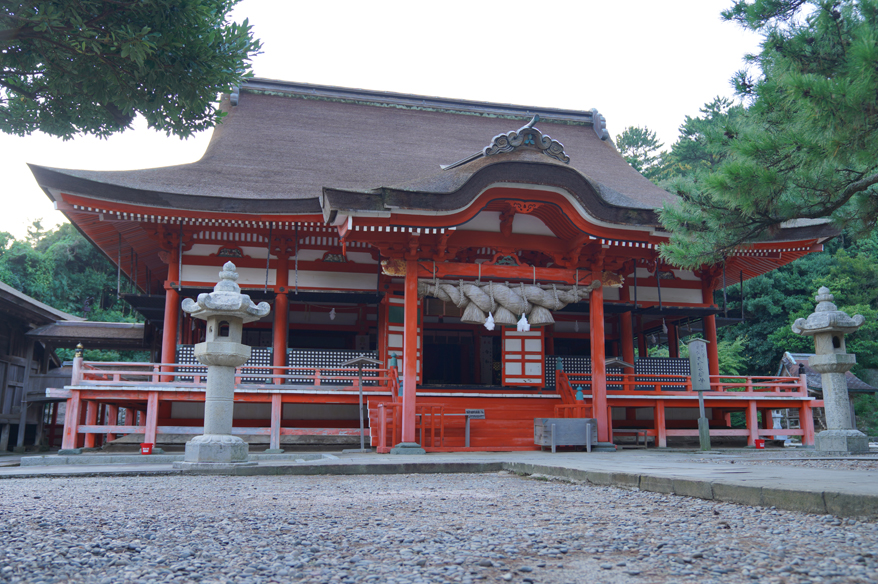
[668,323,680,358]
[799,402,815,446]
[746,400,758,447]
[656,400,667,448]
[701,279,720,376]
[144,391,159,445]
[273,252,289,384]
[161,247,180,381]
[106,405,119,442]
[619,286,635,375]
[60,392,82,451]
[590,283,609,442]
[401,260,419,444]
[273,294,289,384]
[83,401,98,448]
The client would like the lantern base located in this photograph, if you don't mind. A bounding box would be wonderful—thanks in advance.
[181,433,251,464]
[815,429,869,454]
[389,442,427,455]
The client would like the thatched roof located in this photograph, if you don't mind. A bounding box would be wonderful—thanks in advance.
[30,79,675,224]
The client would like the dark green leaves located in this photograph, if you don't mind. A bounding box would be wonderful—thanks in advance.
[0,1,261,139]
[659,0,878,268]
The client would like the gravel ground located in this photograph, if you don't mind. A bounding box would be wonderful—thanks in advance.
[1,472,877,584]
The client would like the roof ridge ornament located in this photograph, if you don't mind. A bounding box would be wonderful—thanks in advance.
[440,115,570,171]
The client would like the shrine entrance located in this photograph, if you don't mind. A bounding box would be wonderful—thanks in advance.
[421,328,502,387]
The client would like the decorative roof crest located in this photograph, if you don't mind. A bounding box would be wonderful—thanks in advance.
[441,115,570,171]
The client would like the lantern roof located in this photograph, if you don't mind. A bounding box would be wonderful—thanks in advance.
[181,262,270,323]
[791,287,865,336]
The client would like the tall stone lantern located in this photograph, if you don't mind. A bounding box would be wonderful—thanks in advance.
[792,287,868,453]
[174,262,270,469]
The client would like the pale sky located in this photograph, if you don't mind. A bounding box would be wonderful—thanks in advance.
[1,0,762,239]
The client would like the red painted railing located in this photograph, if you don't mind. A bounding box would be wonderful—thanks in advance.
[561,372,808,396]
[554,404,593,418]
[73,361,398,392]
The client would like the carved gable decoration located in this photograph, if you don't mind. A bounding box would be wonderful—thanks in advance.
[319,252,347,263]
[210,245,249,260]
[441,115,570,171]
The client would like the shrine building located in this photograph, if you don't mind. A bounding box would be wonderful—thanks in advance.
[29,79,833,451]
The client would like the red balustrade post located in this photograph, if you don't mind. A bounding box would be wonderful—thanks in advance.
[746,400,759,447]
[800,402,816,446]
[656,401,667,448]
[378,404,387,451]
[144,391,159,446]
[106,405,119,442]
[60,391,82,452]
[83,401,97,448]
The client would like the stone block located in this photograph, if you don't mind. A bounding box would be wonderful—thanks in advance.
[673,479,714,500]
[183,434,250,463]
[712,482,762,506]
[761,487,826,514]
[824,492,878,519]
[389,442,426,455]
[640,475,674,494]
[815,429,869,453]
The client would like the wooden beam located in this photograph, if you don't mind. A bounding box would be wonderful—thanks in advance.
[416,260,598,285]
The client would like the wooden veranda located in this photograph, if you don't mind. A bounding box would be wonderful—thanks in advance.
[55,355,817,452]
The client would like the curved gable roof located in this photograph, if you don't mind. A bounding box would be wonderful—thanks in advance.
[30,79,675,220]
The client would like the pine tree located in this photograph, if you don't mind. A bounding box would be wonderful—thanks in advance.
[659,0,878,268]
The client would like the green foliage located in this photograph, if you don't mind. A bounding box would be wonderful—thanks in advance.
[1,1,261,138]
[0,221,138,322]
[648,335,749,376]
[0,221,148,362]
[853,393,878,436]
[661,97,746,181]
[659,0,878,268]
[717,231,878,375]
[615,126,667,180]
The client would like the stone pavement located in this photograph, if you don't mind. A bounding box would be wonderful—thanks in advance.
[2,449,877,520]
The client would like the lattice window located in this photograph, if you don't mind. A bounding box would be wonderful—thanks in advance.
[242,347,272,383]
[175,346,380,385]
[286,349,380,385]
[175,345,206,382]
[544,356,690,391]
[544,356,591,390]
[634,357,690,391]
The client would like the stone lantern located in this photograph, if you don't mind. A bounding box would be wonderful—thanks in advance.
[791,287,868,453]
[174,262,270,469]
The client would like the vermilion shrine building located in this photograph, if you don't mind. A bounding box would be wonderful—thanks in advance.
[30,80,832,451]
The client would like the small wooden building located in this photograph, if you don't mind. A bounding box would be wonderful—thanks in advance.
[0,280,79,450]
[29,80,833,450]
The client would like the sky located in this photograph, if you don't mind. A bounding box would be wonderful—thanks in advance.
[1,0,762,239]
